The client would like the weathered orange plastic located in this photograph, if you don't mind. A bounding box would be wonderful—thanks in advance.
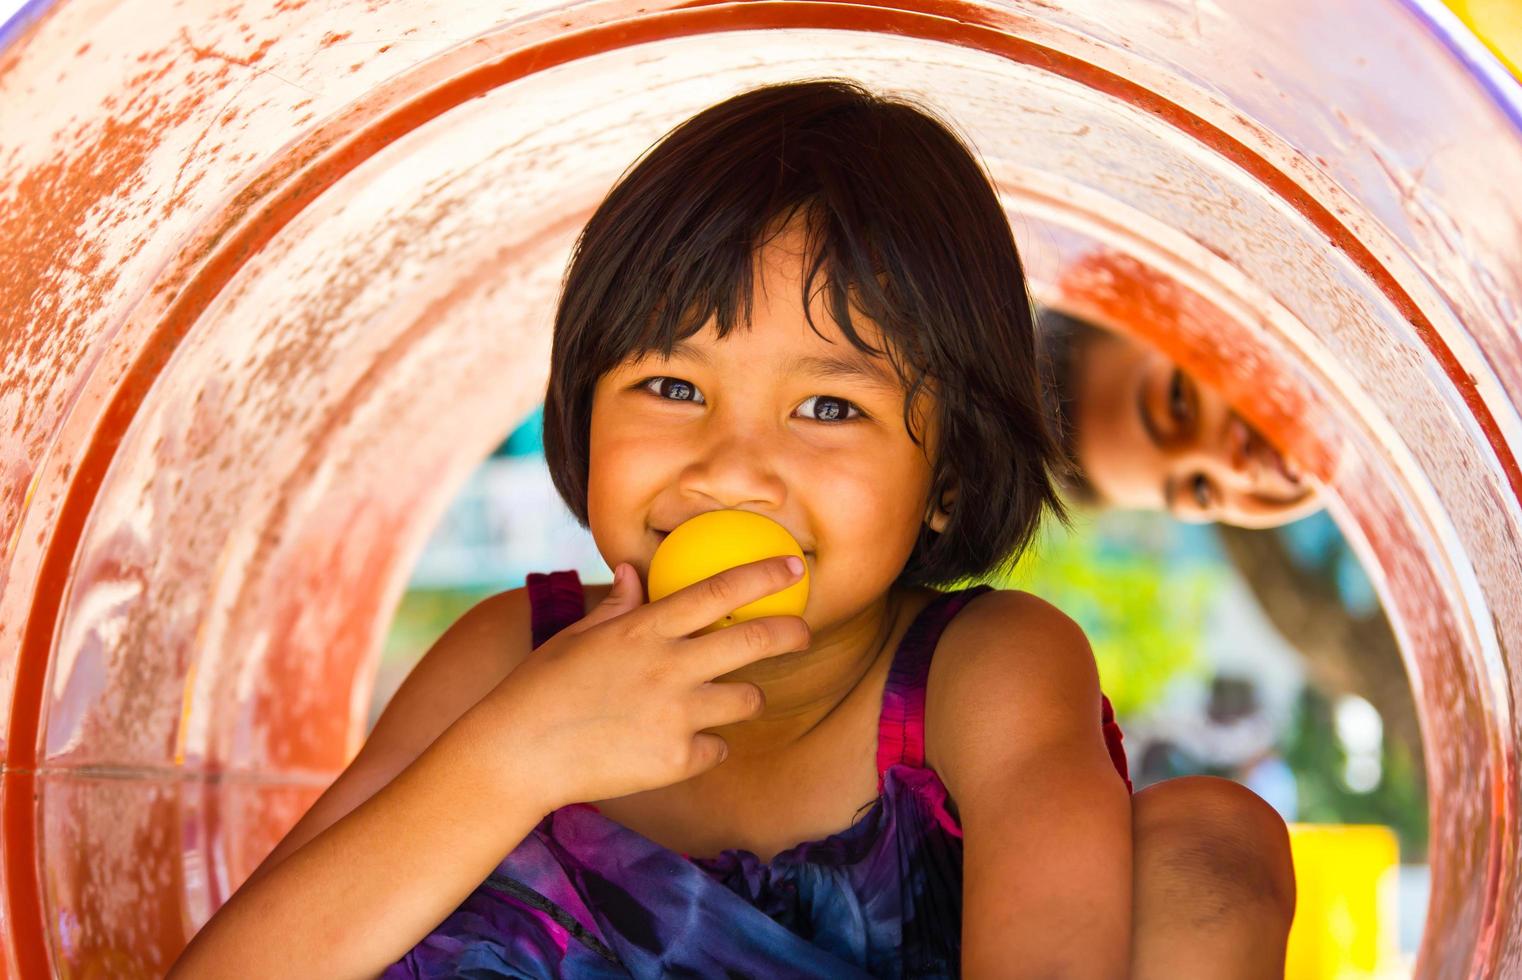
[2,1,1519,976]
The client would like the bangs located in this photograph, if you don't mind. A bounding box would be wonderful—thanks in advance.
[544,78,1068,588]
[611,201,932,443]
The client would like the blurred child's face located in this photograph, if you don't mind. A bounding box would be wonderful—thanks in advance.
[586,218,943,627]
[1072,329,1320,528]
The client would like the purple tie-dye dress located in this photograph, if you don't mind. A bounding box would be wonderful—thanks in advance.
[383,570,1132,979]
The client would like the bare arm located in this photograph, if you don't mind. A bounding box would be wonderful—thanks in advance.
[169,703,558,979]
[931,590,1133,978]
[171,556,804,977]
[239,589,536,893]
[170,590,546,979]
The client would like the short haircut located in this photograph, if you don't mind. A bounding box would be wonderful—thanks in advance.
[1036,307,1108,509]
[542,78,1069,589]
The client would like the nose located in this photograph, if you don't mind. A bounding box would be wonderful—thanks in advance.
[676,420,788,511]
[1171,414,1258,511]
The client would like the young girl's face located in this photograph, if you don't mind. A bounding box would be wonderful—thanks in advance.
[586,219,946,628]
[1072,329,1318,528]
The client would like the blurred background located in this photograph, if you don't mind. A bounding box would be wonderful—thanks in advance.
[373,402,1428,977]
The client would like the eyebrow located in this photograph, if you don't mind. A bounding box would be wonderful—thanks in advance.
[660,339,902,392]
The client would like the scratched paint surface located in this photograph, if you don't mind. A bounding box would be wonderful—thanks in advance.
[1,1,1520,976]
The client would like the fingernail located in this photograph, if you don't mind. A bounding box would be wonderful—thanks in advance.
[785,556,804,576]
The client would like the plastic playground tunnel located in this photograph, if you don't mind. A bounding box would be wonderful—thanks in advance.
[2,0,1521,976]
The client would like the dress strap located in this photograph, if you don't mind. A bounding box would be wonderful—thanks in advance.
[876,584,995,791]
[1101,693,1133,794]
[526,569,586,650]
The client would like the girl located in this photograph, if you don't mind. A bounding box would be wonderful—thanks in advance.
[1036,306,1320,529]
[171,79,1292,979]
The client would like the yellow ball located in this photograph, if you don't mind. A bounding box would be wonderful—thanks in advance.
[647,510,810,634]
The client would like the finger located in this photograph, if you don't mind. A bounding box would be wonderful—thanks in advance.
[686,731,731,777]
[688,679,767,731]
[566,563,644,634]
[642,555,804,640]
[684,615,811,681]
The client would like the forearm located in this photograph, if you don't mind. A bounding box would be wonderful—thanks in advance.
[962,763,1133,978]
[169,709,556,980]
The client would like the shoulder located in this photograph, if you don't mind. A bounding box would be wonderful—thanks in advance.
[489,574,605,648]
[418,586,536,679]
[353,585,533,768]
[424,571,604,672]
[924,587,1101,783]
[361,574,594,754]
[400,573,596,687]
[930,589,1132,974]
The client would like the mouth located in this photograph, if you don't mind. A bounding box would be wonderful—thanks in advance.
[1253,436,1301,486]
[651,527,813,557]
[1239,421,1301,488]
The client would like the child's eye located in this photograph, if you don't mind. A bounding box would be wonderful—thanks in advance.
[638,376,705,404]
[1168,370,1193,432]
[634,377,865,423]
[796,394,864,423]
[1190,472,1214,510]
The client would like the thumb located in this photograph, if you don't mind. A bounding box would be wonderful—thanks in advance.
[611,562,645,601]
[576,563,643,629]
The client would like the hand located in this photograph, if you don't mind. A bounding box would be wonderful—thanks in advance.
[477,556,811,810]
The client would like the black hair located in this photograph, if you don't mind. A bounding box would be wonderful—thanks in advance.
[1036,306,1109,509]
[543,78,1068,588]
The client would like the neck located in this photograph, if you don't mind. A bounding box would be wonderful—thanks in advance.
[702,588,905,761]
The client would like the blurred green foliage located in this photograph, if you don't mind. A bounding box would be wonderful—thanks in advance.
[957,520,1217,718]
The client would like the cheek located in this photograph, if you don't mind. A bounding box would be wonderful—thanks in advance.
[586,398,652,508]
[587,428,659,501]
[807,452,928,539]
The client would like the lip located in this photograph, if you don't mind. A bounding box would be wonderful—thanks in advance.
[1229,416,1253,473]
[1245,428,1300,487]
[651,526,813,555]
[1261,443,1300,485]
[1234,417,1302,492]
[1244,437,1304,499]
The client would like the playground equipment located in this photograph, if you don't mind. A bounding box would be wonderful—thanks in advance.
[1287,823,1404,978]
[2,0,1520,975]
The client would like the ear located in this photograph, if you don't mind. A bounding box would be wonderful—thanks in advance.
[926,485,957,534]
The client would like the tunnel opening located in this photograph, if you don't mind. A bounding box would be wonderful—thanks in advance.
[2,2,1518,976]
